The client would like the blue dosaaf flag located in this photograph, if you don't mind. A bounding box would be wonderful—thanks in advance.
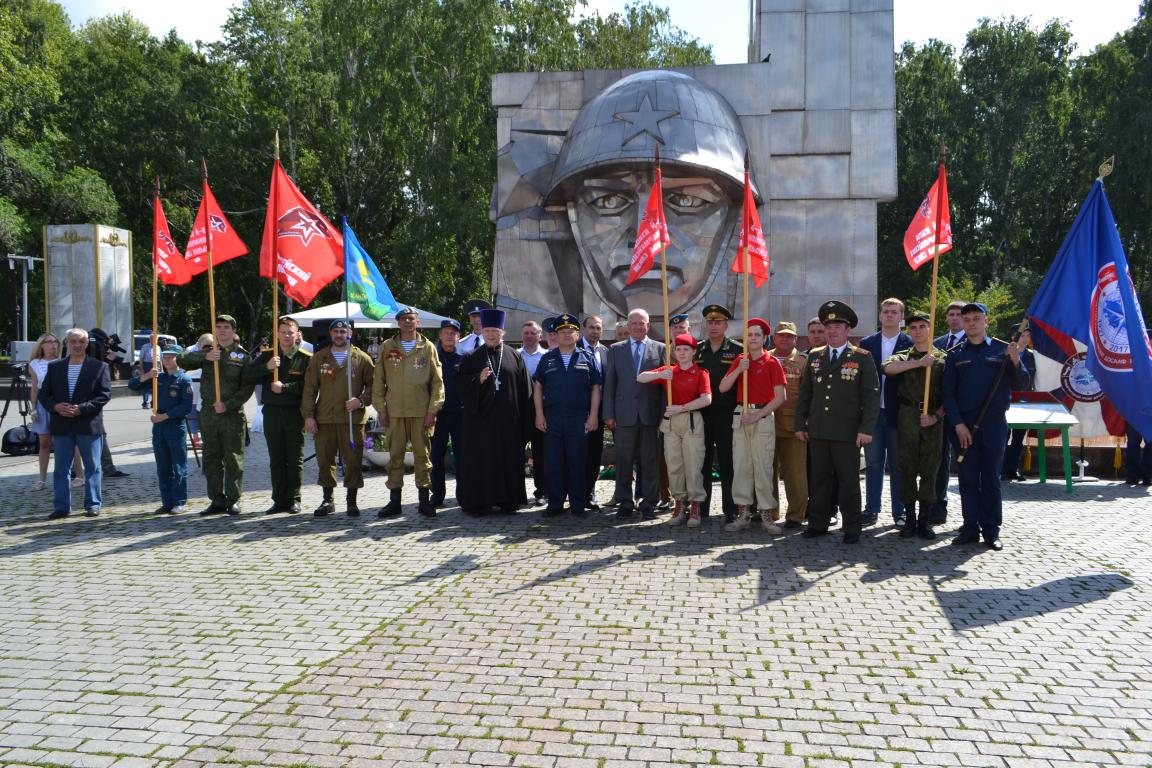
[1027,180,1152,437]
[343,218,398,320]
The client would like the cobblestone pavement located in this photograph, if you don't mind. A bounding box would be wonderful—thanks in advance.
[1,433,1149,768]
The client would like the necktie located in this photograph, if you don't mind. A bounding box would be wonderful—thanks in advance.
[830,349,839,365]
[948,334,957,348]
[633,340,642,374]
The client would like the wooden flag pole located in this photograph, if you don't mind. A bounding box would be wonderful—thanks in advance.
[656,146,672,401]
[152,176,160,414]
[201,158,222,406]
[922,141,946,416]
[271,131,280,383]
[741,153,750,411]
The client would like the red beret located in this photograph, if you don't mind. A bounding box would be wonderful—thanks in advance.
[673,333,697,349]
[746,317,771,336]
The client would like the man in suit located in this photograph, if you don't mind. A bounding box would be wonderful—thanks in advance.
[580,314,609,509]
[38,328,112,519]
[928,300,968,525]
[603,308,666,519]
[858,298,913,527]
[795,302,881,544]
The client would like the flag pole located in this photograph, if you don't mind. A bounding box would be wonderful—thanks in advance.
[343,216,354,451]
[741,153,750,412]
[922,141,946,416]
[271,131,280,383]
[656,146,672,401]
[152,176,161,415]
[201,158,222,407]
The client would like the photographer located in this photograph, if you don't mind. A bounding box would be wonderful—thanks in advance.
[87,328,130,479]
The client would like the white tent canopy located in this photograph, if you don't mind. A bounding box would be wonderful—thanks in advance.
[286,301,453,330]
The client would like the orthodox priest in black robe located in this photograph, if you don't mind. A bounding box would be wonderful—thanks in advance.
[457,309,532,514]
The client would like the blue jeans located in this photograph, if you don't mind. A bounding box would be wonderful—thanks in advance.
[154,421,188,509]
[864,412,904,521]
[53,433,102,513]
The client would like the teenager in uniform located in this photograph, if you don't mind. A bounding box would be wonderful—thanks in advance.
[129,346,194,514]
[638,333,711,527]
[718,317,788,534]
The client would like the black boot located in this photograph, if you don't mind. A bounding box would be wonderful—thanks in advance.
[346,488,361,517]
[314,487,334,517]
[378,488,403,519]
[417,487,436,517]
[900,502,917,538]
[916,505,937,540]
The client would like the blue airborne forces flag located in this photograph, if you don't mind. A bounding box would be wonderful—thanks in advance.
[343,218,398,320]
[1027,180,1152,438]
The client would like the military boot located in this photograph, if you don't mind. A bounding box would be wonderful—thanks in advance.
[900,502,917,538]
[346,489,361,517]
[378,488,403,519]
[916,505,937,540]
[417,487,436,517]
[314,488,335,517]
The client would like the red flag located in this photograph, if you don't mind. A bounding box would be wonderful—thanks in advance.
[184,183,248,275]
[626,167,670,285]
[259,159,344,306]
[731,168,769,287]
[903,166,952,271]
[154,195,192,286]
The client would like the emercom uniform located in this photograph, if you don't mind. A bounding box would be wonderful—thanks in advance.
[129,366,194,512]
[248,344,311,511]
[301,344,374,490]
[179,341,256,509]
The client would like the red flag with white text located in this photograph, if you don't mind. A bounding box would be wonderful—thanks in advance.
[184,183,248,275]
[903,167,952,270]
[259,159,344,306]
[154,195,192,286]
[626,167,670,285]
[731,168,769,287]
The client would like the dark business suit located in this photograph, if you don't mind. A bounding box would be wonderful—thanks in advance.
[859,330,913,522]
[582,340,610,505]
[603,336,666,513]
[38,356,111,515]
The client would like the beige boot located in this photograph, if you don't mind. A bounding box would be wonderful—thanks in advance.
[761,509,784,534]
[725,506,754,532]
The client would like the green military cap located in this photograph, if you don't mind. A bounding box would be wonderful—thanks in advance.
[215,314,237,328]
[701,304,733,321]
[818,301,857,328]
[553,313,580,332]
[669,313,689,324]
[906,311,932,325]
[773,321,797,336]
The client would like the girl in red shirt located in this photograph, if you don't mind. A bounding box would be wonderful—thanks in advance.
[638,334,712,527]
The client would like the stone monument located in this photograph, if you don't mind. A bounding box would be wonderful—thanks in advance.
[43,224,135,351]
[490,0,896,334]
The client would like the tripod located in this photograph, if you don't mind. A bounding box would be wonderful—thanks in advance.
[0,364,32,434]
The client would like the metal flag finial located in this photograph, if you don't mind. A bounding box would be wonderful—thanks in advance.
[1098,156,1114,181]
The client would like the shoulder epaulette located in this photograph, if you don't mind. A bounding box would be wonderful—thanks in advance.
[299,348,313,356]
[810,345,827,354]
[853,347,871,355]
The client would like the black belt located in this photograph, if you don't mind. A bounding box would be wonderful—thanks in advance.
[898,397,940,410]
[736,403,770,411]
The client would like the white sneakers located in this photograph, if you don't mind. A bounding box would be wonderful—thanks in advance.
[725,508,784,534]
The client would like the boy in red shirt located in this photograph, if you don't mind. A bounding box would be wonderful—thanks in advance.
[719,318,788,534]
[638,334,712,527]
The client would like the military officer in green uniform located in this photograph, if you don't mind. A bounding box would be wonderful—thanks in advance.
[795,301,880,544]
[179,314,256,516]
[695,304,743,522]
[881,311,946,539]
[301,319,375,517]
[248,316,311,514]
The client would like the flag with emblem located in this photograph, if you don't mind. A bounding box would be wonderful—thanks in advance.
[153,195,191,286]
[1027,179,1152,438]
[184,182,248,275]
[903,166,952,271]
[259,159,344,306]
[343,218,398,320]
[731,166,769,287]
[626,166,670,285]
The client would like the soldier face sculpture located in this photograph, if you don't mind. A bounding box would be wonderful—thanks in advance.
[546,71,756,322]
[567,169,736,316]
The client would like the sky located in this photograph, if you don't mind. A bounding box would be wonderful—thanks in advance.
[60,0,1143,60]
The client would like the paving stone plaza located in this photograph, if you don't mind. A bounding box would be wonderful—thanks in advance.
[1,425,1149,768]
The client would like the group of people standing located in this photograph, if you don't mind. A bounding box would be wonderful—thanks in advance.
[30,295,1036,552]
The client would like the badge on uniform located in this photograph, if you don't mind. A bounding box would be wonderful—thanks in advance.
[168,389,178,398]
[411,355,428,369]
[320,362,336,378]
[386,350,403,365]
[841,361,859,381]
